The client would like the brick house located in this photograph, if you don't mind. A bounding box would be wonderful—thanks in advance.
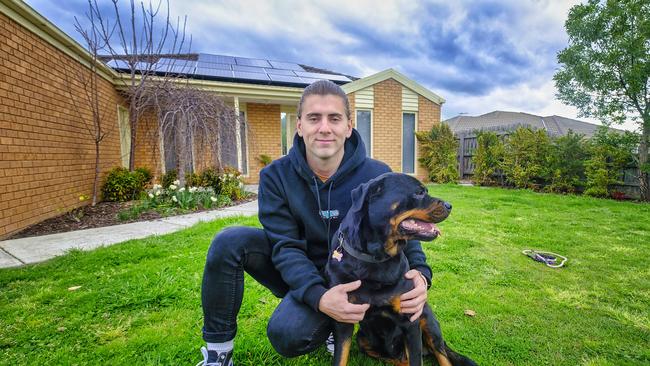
[0,0,445,239]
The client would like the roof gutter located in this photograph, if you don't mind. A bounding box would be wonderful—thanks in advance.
[113,74,304,101]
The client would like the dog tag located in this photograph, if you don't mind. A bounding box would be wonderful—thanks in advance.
[331,250,343,262]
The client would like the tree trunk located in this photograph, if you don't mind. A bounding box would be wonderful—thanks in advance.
[92,142,100,206]
[639,124,649,201]
[128,106,138,172]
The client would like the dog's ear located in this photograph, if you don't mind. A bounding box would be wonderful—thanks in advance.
[348,181,370,220]
[343,181,370,243]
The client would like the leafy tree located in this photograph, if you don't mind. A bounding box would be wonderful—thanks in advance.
[472,131,504,186]
[545,130,589,193]
[554,0,650,200]
[501,127,552,189]
[416,123,458,183]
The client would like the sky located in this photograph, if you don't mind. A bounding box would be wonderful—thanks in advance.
[24,0,640,132]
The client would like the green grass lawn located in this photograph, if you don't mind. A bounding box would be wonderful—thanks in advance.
[1,185,649,365]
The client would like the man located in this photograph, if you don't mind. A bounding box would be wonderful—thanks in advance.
[198,80,432,365]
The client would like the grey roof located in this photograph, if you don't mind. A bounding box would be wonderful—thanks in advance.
[444,110,624,138]
[102,53,356,87]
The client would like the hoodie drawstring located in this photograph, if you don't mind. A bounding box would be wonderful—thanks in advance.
[312,176,335,243]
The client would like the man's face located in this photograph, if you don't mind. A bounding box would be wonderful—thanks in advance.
[297,94,353,165]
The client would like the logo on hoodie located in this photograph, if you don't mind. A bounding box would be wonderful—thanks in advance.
[319,210,339,220]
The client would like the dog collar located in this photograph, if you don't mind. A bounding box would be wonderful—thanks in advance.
[335,231,393,263]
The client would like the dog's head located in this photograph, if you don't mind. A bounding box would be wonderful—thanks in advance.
[342,172,451,258]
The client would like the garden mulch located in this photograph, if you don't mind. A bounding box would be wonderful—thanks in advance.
[6,196,257,240]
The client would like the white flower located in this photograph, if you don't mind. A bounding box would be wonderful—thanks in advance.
[169,184,177,190]
[189,187,197,193]
[173,180,180,185]
[179,187,186,192]
[148,193,154,198]
[155,191,161,196]
[153,184,162,190]
[210,196,217,202]
[172,196,178,202]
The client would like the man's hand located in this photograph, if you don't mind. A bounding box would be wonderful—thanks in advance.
[319,280,370,323]
[400,270,428,322]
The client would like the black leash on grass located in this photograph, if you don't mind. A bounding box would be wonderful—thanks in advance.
[522,249,567,268]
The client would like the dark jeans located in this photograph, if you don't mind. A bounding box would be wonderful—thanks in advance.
[201,226,332,357]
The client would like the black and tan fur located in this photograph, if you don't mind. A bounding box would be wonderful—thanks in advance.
[325,173,477,366]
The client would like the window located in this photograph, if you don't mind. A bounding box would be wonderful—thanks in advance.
[402,113,416,174]
[117,106,131,168]
[356,110,372,157]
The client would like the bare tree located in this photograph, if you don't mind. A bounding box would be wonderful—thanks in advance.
[83,0,192,171]
[155,84,239,187]
[57,4,115,206]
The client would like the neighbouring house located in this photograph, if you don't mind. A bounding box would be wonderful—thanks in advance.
[0,0,445,239]
[444,110,623,138]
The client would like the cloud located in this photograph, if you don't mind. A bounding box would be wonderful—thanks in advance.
[25,0,638,131]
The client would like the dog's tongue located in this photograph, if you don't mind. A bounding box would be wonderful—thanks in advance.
[400,219,440,235]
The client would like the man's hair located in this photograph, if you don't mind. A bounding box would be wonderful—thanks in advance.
[297,79,351,120]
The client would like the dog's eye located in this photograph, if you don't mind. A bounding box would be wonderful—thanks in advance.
[413,187,427,199]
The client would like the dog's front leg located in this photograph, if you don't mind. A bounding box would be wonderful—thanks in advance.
[404,322,423,366]
[332,322,354,366]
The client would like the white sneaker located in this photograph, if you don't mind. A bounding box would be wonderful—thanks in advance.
[326,332,335,355]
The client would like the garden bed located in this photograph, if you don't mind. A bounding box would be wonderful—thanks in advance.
[6,195,256,240]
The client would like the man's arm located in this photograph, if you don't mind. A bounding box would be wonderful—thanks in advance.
[258,170,328,311]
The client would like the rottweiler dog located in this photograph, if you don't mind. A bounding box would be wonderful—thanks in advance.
[325,173,477,366]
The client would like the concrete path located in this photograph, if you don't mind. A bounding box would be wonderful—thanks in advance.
[0,199,258,269]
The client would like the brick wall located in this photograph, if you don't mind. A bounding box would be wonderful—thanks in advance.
[416,95,441,181]
[133,110,162,176]
[372,78,403,171]
[0,11,124,239]
[244,103,281,183]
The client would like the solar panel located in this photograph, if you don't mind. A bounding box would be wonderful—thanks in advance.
[232,65,267,73]
[264,68,296,76]
[233,71,270,81]
[235,57,271,68]
[268,60,304,71]
[196,61,232,70]
[295,71,351,82]
[268,74,306,84]
[165,63,196,75]
[198,53,235,64]
[196,68,233,78]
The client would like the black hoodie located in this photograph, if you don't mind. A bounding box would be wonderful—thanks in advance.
[258,129,432,311]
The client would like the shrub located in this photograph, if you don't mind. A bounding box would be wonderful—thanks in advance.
[416,124,459,183]
[545,131,588,193]
[185,172,201,187]
[199,167,221,192]
[472,131,504,186]
[134,167,153,188]
[101,167,146,202]
[501,127,552,189]
[257,154,273,167]
[218,166,246,200]
[583,127,638,197]
[161,170,178,189]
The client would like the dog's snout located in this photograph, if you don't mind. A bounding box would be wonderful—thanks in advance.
[444,201,452,210]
